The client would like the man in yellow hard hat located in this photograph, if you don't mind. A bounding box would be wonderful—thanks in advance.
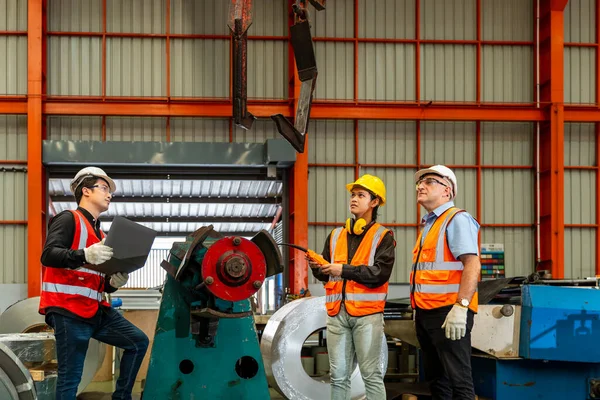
[311,174,396,400]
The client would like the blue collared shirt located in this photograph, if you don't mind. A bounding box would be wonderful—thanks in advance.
[420,201,480,258]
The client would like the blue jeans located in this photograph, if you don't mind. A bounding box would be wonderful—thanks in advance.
[327,305,386,400]
[47,308,149,400]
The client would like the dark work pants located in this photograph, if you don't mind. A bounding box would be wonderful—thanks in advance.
[47,308,149,400]
[415,306,475,400]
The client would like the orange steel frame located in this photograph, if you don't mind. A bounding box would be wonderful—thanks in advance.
[0,0,597,295]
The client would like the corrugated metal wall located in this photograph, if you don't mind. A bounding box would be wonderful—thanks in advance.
[564,0,596,104]
[0,115,28,284]
[0,0,27,95]
[564,123,596,278]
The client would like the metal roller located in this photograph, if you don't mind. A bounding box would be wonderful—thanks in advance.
[0,296,106,394]
[260,296,388,400]
[0,342,36,400]
[0,333,55,364]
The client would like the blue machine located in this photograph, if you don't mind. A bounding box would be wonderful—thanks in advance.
[143,226,282,399]
[472,284,600,399]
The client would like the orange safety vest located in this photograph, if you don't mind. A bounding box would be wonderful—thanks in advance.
[39,209,111,318]
[410,207,478,313]
[325,223,390,317]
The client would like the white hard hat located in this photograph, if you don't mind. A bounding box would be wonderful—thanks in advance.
[415,165,458,199]
[70,167,116,194]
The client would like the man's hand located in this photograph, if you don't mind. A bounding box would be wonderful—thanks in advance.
[321,263,343,277]
[84,239,113,265]
[110,272,129,288]
[441,304,468,340]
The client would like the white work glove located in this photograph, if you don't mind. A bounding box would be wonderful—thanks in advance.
[441,304,468,341]
[83,239,113,265]
[110,272,129,288]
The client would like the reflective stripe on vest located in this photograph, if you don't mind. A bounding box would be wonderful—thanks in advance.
[42,282,103,302]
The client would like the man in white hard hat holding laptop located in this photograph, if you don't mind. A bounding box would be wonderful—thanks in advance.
[39,166,148,400]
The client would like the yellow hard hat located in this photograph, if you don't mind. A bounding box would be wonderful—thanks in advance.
[346,174,386,206]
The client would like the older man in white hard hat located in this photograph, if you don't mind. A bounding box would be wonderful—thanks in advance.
[39,167,148,400]
[411,165,481,400]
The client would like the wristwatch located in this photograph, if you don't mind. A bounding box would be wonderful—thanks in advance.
[457,298,469,307]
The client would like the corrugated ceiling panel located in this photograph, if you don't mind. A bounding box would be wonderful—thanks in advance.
[170,39,229,98]
[309,167,354,223]
[310,0,353,38]
[0,0,27,31]
[358,0,415,39]
[481,122,533,166]
[248,40,287,99]
[482,46,533,103]
[170,0,228,35]
[0,226,27,284]
[421,121,477,165]
[565,0,595,43]
[564,123,595,166]
[564,47,596,104]
[421,45,476,102]
[105,117,167,141]
[234,118,278,143]
[0,171,27,220]
[481,227,534,277]
[359,121,417,165]
[314,42,354,100]
[250,0,287,36]
[481,0,533,41]
[50,179,283,198]
[362,167,417,225]
[0,115,27,160]
[48,0,101,32]
[421,0,476,40]
[101,221,271,235]
[565,170,595,224]
[565,228,595,279]
[106,38,166,97]
[308,120,354,164]
[170,118,229,142]
[107,0,165,34]
[358,43,416,101]
[0,36,27,95]
[482,170,534,224]
[47,116,103,141]
[47,37,102,96]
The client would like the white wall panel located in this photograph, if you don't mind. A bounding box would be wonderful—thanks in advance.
[358,43,416,101]
[358,121,417,165]
[564,170,595,225]
[310,0,353,38]
[565,123,595,167]
[309,120,354,164]
[48,0,101,32]
[362,167,417,225]
[421,121,477,165]
[421,0,476,40]
[250,0,287,36]
[421,45,476,102]
[0,226,27,284]
[564,47,596,104]
[481,0,533,41]
[48,37,102,96]
[170,39,229,98]
[0,37,27,95]
[106,38,166,97]
[314,42,354,100]
[565,228,595,279]
[47,116,103,141]
[171,0,228,35]
[0,115,27,160]
[248,40,287,99]
[481,227,534,277]
[565,0,595,43]
[170,118,229,142]
[0,0,27,31]
[107,0,165,34]
[308,167,354,224]
[482,46,533,103]
[105,117,167,141]
[0,171,26,221]
[359,0,415,39]
[482,170,534,224]
[481,122,533,166]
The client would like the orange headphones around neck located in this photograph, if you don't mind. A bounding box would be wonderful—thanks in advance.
[345,218,367,235]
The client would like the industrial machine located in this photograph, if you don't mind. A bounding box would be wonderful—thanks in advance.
[143,226,283,399]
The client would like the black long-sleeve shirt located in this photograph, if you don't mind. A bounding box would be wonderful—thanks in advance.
[311,222,396,288]
[41,207,118,323]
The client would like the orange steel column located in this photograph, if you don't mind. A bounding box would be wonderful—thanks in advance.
[537,0,568,279]
[27,0,44,296]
